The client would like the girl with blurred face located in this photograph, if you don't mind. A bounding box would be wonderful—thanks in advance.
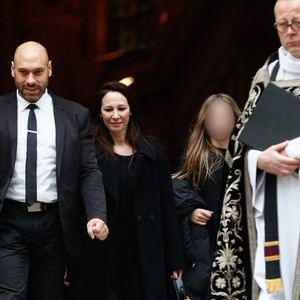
[173,94,240,300]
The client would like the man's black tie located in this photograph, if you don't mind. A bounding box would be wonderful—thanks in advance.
[26,104,38,206]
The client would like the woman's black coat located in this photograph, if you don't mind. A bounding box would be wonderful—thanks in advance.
[66,138,184,300]
[172,178,211,300]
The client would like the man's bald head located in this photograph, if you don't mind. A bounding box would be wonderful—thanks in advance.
[11,41,52,102]
[13,41,49,65]
[275,0,300,15]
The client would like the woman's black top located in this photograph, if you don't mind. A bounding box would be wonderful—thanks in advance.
[111,154,142,299]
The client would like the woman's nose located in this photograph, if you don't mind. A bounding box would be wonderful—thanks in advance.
[112,110,120,119]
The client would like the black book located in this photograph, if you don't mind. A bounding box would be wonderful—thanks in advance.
[239,83,300,151]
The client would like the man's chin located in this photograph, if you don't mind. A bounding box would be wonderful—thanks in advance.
[23,95,41,102]
[288,47,300,59]
[20,90,43,103]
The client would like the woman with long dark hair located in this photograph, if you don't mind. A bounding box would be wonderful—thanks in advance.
[173,93,240,300]
[65,81,184,300]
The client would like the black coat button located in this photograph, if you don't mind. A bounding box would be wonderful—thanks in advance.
[137,215,142,221]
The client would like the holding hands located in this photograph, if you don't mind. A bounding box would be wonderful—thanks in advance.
[87,218,109,240]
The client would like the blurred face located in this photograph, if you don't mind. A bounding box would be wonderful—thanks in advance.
[11,43,52,102]
[275,0,300,58]
[204,101,235,142]
[100,91,131,135]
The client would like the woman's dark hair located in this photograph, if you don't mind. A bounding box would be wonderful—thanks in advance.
[91,81,141,157]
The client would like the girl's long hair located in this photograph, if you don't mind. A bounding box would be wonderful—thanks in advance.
[173,93,240,190]
[91,81,142,157]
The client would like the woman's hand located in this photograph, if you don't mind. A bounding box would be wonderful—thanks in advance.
[64,269,70,287]
[190,208,213,225]
[171,269,184,279]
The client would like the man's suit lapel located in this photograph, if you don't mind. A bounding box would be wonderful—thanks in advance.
[52,95,65,182]
[5,93,18,166]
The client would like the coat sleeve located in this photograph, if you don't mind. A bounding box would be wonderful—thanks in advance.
[172,178,211,264]
[78,108,107,223]
[157,146,185,272]
[172,178,208,220]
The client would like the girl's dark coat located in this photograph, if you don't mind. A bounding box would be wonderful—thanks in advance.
[172,178,211,300]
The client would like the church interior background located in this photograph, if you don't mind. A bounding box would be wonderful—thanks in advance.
[0,0,278,167]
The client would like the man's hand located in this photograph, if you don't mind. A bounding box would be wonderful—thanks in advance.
[87,218,109,241]
[257,141,300,176]
[190,208,214,225]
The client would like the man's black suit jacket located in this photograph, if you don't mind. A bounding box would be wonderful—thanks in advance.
[0,91,106,256]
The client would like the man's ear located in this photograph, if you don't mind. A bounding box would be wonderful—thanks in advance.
[11,61,15,78]
[48,60,52,77]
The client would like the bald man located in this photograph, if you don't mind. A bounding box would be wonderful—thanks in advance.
[0,41,108,300]
[210,1,300,300]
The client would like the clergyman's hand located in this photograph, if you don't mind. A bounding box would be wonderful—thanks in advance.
[87,218,109,241]
[257,141,300,176]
